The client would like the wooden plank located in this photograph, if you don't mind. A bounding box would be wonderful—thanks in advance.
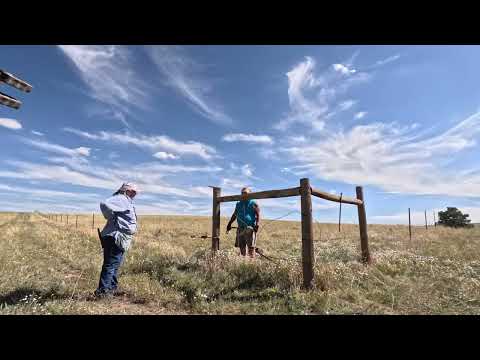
[0,91,21,109]
[0,70,33,92]
[425,210,428,230]
[311,187,362,206]
[300,178,314,289]
[356,186,371,265]
[218,187,300,203]
[212,187,221,251]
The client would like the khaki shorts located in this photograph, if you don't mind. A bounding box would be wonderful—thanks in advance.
[235,226,256,248]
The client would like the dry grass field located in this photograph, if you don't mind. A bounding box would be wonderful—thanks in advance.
[0,211,479,314]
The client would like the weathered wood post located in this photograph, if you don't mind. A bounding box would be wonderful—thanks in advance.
[338,192,343,232]
[424,210,428,230]
[92,213,95,230]
[66,215,69,225]
[356,186,371,264]
[211,187,221,252]
[76,215,78,229]
[300,178,314,289]
[433,211,436,227]
[408,208,412,242]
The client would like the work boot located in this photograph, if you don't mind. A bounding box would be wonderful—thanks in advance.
[248,247,255,259]
[92,289,113,300]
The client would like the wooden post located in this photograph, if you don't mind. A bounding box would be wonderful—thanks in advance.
[300,178,314,289]
[211,187,221,252]
[60,214,62,222]
[66,215,69,225]
[424,210,428,230]
[338,192,343,232]
[92,213,95,229]
[76,215,78,229]
[408,208,412,242]
[433,211,436,227]
[356,186,371,265]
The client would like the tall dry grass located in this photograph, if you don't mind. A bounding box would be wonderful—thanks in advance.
[0,212,479,314]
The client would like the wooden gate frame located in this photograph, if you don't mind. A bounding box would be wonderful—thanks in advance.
[211,178,371,289]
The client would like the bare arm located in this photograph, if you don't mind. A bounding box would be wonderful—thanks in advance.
[227,211,237,232]
[254,204,261,231]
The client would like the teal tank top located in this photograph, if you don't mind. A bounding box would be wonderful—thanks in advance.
[235,199,257,228]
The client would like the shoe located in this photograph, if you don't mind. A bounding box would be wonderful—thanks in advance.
[93,289,113,299]
[112,289,127,297]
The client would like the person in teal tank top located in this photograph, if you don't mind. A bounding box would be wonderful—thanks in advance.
[226,187,261,258]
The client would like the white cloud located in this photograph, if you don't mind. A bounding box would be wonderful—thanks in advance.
[23,138,91,157]
[64,128,217,160]
[0,118,22,130]
[0,154,221,200]
[153,151,179,160]
[146,46,232,125]
[354,111,367,120]
[130,198,213,216]
[222,133,274,144]
[241,164,254,177]
[370,210,432,225]
[338,100,357,111]
[31,130,45,136]
[287,136,307,143]
[282,111,480,198]
[333,63,357,75]
[57,45,150,123]
[0,183,100,200]
[274,56,370,131]
[221,178,251,192]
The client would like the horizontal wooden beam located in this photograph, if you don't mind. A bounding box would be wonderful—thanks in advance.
[218,187,300,202]
[0,91,21,109]
[311,187,362,206]
[0,69,33,93]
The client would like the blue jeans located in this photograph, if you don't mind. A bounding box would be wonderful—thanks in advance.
[97,236,125,294]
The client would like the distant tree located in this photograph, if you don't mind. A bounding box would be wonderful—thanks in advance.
[437,207,472,228]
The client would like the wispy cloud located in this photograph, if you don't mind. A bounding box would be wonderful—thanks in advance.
[354,111,367,120]
[0,183,100,200]
[338,100,357,111]
[0,159,216,199]
[0,118,22,130]
[222,133,274,144]
[282,111,480,198]
[374,54,401,67]
[57,45,150,125]
[146,46,233,125]
[23,138,91,157]
[241,164,254,177]
[274,56,370,132]
[31,130,45,136]
[64,128,218,160]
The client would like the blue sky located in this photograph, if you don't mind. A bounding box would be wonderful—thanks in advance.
[1,45,480,224]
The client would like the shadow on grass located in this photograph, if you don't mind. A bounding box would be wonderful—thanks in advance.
[0,287,69,306]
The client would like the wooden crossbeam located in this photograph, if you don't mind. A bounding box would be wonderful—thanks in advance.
[218,187,300,203]
[311,187,362,206]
